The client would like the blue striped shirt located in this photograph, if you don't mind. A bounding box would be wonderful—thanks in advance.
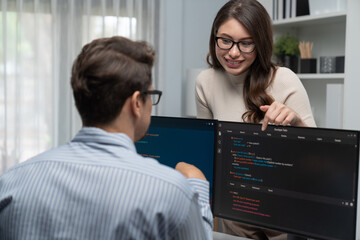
[0,127,213,239]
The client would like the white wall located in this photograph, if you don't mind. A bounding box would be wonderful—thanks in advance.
[158,0,227,117]
[343,0,360,130]
[157,0,184,117]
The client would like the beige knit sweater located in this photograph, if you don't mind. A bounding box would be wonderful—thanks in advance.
[195,67,316,127]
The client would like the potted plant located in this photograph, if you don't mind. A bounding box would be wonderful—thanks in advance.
[274,35,300,73]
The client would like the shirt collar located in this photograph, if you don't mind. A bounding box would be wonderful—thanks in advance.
[72,127,137,153]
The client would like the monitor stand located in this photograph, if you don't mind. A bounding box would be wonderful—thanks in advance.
[287,234,309,240]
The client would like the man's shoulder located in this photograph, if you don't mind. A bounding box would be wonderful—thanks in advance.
[131,157,193,193]
[1,141,195,199]
[0,144,64,175]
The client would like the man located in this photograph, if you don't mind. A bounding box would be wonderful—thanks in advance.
[0,36,213,239]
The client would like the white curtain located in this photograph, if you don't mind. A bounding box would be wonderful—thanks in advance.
[0,0,160,173]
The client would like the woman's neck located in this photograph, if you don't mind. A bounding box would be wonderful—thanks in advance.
[225,70,249,85]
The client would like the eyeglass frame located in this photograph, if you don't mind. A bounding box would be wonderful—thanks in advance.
[142,89,162,106]
[215,37,256,53]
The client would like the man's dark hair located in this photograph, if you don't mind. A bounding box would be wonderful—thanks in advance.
[71,36,155,126]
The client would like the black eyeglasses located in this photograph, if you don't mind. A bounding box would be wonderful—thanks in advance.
[215,37,256,53]
[142,90,162,106]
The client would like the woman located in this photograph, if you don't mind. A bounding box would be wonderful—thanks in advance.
[195,0,316,239]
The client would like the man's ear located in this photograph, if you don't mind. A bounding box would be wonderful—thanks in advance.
[130,91,143,118]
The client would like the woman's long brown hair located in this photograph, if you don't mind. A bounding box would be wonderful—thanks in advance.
[207,0,276,123]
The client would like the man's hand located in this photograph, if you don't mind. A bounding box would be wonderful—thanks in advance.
[175,162,207,180]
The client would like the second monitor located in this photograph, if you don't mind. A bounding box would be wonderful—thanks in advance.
[135,116,217,196]
[214,121,359,240]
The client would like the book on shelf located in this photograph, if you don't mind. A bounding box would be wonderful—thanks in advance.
[278,0,283,20]
[285,0,291,18]
[291,0,296,18]
[272,0,309,20]
[273,0,278,20]
[296,0,310,17]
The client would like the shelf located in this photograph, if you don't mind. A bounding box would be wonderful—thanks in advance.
[273,11,346,29]
[297,73,344,80]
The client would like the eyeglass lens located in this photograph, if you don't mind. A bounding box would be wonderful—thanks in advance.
[150,94,160,105]
[216,37,255,53]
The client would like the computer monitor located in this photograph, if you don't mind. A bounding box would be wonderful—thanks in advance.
[135,116,216,196]
[213,121,359,240]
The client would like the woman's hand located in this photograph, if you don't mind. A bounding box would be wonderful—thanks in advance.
[260,101,305,131]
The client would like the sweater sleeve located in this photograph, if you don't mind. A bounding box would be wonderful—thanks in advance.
[271,67,317,127]
[195,71,213,119]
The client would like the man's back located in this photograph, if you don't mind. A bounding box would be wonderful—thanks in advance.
[0,127,212,239]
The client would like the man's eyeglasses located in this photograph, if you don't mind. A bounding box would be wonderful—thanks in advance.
[215,37,256,53]
[142,90,162,106]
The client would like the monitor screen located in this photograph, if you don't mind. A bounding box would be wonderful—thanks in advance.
[213,121,359,240]
[135,116,216,196]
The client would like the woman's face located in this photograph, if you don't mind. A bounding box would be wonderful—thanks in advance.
[215,18,257,76]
